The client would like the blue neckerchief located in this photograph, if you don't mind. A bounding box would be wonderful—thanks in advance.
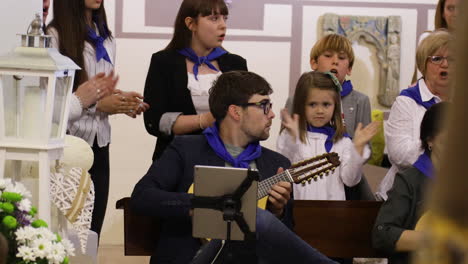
[177,47,227,80]
[341,80,353,97]
[413,151,434,178]
[307,125,350,152]
[87,25,112,64]
[203,122,262,168]
[400,81,436,109]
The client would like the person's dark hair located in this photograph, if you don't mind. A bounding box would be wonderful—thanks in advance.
[209,71,273,122]
[435,0,448,29]
[165,0,228,50]
[292,71,346,144]
[47,0,112,91]
[420,102,448,154]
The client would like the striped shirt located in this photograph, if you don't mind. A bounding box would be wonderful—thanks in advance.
[49,27,115,147]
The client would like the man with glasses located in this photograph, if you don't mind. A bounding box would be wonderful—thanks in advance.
[131,71,336,264]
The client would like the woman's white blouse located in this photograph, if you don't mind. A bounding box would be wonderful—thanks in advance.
[277,130,370,200]
[187,72,221,114]
[376,79,441,200]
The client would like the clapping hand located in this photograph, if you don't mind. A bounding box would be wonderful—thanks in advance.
[280,108,300,141]
[116,90,150,118]
[353,121,381,156]
[75,71,119,108]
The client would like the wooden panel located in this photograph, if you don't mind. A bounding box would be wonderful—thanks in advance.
[293,200,384,258]
[116,197,159,256]
[117,198,385,258]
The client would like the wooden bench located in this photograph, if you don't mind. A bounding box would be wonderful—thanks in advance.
[116,197,159,256]
[293,200,384,258]
[117,198,383,258]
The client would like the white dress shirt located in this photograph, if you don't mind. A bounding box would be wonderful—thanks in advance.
[49,27,115,147]
[277,130,370,200]
[376,79,440,200]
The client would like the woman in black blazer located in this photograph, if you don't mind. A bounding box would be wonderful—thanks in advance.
[143,0,248,160]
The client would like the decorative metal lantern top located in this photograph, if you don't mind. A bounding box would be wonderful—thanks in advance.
[0,14,80,72]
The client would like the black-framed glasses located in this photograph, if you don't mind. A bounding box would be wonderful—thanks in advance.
[239,100,272,115]
[427,55,453,65]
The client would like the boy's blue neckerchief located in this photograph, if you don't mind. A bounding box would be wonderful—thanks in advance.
[341,80,353,97]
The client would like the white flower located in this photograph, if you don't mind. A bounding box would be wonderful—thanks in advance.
[10,182,32,198]
[0,178,13,190]
[16,245,36,262]
[41,228,58,241]
[31,238,53,258]
[47,243,66,264]
[61,239,75,256]
[15,226,35,243]
[17,198,32,212]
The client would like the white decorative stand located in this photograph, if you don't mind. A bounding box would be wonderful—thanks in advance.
[0,14,80,224]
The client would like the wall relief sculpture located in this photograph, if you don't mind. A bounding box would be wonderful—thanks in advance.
[322,13,402,107]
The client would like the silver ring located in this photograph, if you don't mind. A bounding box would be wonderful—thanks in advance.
[97,89,101,94]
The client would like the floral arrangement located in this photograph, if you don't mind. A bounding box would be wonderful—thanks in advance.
[0,178,74,264]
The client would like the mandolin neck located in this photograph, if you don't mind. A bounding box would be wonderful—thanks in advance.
[257,170,293,200]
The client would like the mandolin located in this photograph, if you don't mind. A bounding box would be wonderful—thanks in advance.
[188,152,341,209]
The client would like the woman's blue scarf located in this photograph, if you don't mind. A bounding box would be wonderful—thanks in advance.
[400,81,437,109]
[177,47,227,80]
[413,151,434,178]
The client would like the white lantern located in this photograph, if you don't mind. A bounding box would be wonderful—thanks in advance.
[0,14,80,224]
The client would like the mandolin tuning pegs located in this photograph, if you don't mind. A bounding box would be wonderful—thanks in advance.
[301,180,306,185]
[307,178,312,183]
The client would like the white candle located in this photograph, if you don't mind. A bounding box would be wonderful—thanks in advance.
[21,85,46,140]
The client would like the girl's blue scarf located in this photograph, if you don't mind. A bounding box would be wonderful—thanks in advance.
[413,151,434,178]
[307,125,350,152]
[203,122,262,168]
[87,19,112,64]
[177,47,227,80]
[341,80,353,97]
[400,81,437,110]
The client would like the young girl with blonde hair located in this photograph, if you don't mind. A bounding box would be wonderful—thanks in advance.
[277,71,379,200]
